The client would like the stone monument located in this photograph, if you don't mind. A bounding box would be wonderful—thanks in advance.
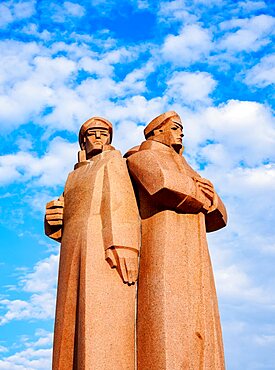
[45,117,140,370]
[126,111,227,370]
[45,112,227,370]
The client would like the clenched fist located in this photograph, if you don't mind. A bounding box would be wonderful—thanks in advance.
[45,198,64,226]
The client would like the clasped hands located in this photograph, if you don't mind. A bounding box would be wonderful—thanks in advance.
[194,177,218,212]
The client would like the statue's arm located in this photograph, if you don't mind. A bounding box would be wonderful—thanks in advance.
[205,192,227,232]
[127,150,211,213]
[101,151,141,284]
[192,175,227,232]
[44,195,64,242]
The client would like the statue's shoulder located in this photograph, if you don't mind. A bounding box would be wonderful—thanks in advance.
[104,149,125,165]
[73,149,122,171]
[106,148,122,158]
[126,142,154,163]
[180,155,200,178]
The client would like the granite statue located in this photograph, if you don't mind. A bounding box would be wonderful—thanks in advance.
[126,111,227,370]
[45,117,140,370]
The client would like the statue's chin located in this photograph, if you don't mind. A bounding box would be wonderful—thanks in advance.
[86,143,103,159]
[171,143,182,154]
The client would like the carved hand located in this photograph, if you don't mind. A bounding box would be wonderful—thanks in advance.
[105,247,139,285]
[45,199,64,226]
[195,177,215,205]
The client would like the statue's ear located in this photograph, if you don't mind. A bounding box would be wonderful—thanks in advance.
[80,137,86,150]
[153,128,163,136]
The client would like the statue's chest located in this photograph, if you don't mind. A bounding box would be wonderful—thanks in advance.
[64,159,106,219]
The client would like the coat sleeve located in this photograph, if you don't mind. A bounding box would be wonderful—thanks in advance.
[127,150,211,214]
[101,151,141,252]
[205,192,227,232]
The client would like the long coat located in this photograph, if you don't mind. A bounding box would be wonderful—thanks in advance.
[127,140,227,370]
[50,149,140,370]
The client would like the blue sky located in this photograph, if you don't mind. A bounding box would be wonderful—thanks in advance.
[0,0,274,368]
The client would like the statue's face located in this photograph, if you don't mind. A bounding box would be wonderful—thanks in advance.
[165,119,184,146]
[153,118,184,153]
[84,127,110,158]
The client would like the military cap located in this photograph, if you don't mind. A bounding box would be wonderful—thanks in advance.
[79,117,113,146]
[144,111,182,138]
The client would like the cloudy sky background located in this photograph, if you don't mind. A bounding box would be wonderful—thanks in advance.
[0,0,274,369]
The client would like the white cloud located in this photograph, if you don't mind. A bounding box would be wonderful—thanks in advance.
[21,254,59,294]
[79,56,114,77]
[16,137,33,151]
[192,0,223,3]
[112,120,145,154]
[0,345,8,353]
[217,164,275,198]
[0,166,21,185]
[158,0,197,24]
[0,0,36,28]
[41,71,165,133]
[237,1,267,11]
[136,0,150,9]
[34,56,77,84]
[0,330,52,370]
[0,39,165,174]
[254,334,275,346]
[0,292,55,325]
[0,39,151,133]
[0,40,41,88]
[21,23,52,40]
[0,138,78,186]
[0,254,58,326]
[11,0,35,19]
[219,14,275,53]
[51,1,85,23]
[161,24,212,66]
[245,53,275,88]
[63,1,86,17]
[29,329,53,348]
[101,95,167,128]
[78,46,144,78]
[215,263,266,302]
[0,4,13,27]
[181,100,275,168]
[25,190,61,215]
[165,71,217,105]
[205,164,275,251]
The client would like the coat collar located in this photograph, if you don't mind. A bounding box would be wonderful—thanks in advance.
[139,139,175,153]
[138,139,198,177]
[74,147,116,170]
